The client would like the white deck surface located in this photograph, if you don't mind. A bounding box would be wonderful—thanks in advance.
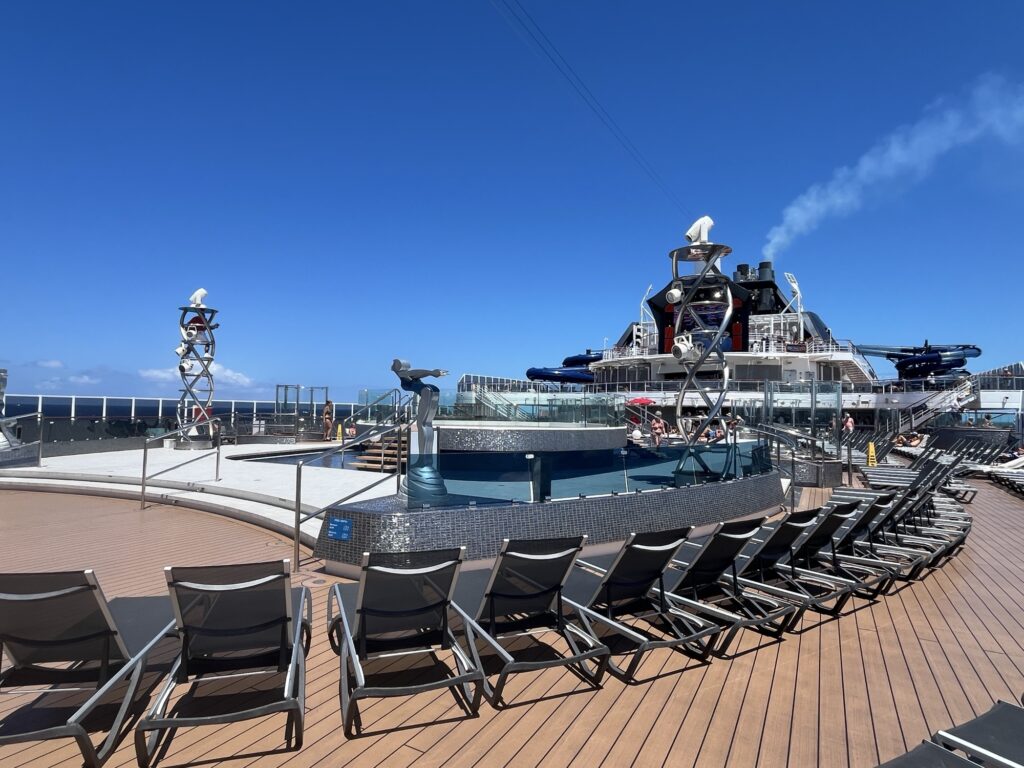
[0,441,395,540]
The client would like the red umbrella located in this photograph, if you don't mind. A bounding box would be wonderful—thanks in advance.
[627,397,656,405]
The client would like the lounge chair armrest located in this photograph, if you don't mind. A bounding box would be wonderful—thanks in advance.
[562,597,649,644]
[574,559,608,577]
[661,591,743,624]
[327,584,366,688]
[772,566,857,588]
[69,617,177,725]
[734,576,809,603]
[284,587,311,695]
[448,601,515,664]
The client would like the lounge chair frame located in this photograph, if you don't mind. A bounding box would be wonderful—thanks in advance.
[566,529,722,681]
[327,547,484,737]
[457,536,611,707]
[0,569,173,768]
[135,560,311,767]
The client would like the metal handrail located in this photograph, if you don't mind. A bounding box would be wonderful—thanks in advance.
[140,418,221,509]
[756,423,829,459]
[0,411,44,466]
[292,417,410,562]
[749,424,798,511]
[339,388,404,444]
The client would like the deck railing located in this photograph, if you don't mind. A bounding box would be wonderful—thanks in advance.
[140,419,221,509]
[291,417,410,562]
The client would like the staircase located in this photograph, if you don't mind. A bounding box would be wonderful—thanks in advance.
[897,378,978,432]
[350,431,408,472]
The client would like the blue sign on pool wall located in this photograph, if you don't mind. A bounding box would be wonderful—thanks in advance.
[327,518,352,541]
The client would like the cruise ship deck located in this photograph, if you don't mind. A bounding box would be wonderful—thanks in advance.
[1,481,1022,768]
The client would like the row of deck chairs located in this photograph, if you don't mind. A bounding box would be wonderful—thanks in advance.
[0,561,311,768]
[861,439,1010,503]
[328,470,972,737]
[880,697,1024,767]
[991,467,1024,499]
[827,428,897,466]
[1,471,972,763]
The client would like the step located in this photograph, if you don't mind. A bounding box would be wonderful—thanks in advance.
[0,475,324,546]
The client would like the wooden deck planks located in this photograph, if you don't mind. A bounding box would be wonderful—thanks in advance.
[3,481,1024,767]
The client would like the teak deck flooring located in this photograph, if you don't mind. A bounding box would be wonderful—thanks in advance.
[1,482,1023,767]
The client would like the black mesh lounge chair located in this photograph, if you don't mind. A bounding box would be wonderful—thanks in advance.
[327,548,484,737]
[819,493,937,581]
[453,536,610,707]
[733,508,858,617]
[876,741,980,767]
[662,519,801,656]
[0,570,174,768]
[933,700,1024,767]
[135,560,311,767]
[561,528,722,681]
[786,498,903,597]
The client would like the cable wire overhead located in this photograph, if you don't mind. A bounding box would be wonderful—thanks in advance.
[491,0,689,217]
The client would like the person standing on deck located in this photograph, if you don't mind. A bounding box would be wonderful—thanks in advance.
[322,400,334,441]
[650,410,666,449]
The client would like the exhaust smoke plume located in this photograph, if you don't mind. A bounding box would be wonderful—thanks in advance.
[763,74,1024,261]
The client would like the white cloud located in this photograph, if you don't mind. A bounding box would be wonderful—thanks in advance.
[138,367,178,382]
[209,363,254,388]
[36,359,64,369]
[37,378,63,391]
[69,374,100,385]
[763,74,1024,260]
[138,363,255,388]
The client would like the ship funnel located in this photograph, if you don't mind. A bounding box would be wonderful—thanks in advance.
[733,263,751,282]
[758,261,774,282]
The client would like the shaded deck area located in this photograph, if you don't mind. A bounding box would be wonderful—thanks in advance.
[2,483,1023,767]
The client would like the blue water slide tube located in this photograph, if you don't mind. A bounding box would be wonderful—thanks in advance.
[525,366,596,384]
[561,352,604,368]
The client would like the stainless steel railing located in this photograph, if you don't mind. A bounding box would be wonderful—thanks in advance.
[749,425,799,512]
[0,411,44,466]
[140,419,221,509]
[291,416,410,563]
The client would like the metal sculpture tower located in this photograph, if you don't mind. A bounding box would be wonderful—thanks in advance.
[667,217,734,484]
[174,288,219,446]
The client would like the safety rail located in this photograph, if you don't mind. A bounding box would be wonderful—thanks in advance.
[339,389,405,447]
[754,423,830,460]
[750,425,799,512]
[896,377,976,433]
[292,418,410,562]
[140,419,221,509]
[0,411,45,467]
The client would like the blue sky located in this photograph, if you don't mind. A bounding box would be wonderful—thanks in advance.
[3,1,1024,402]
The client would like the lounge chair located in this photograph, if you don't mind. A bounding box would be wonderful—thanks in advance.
[934,699,1024,767]
[327,548,484,737]
[454,536,610,706]
[135,560,311,767]
[662,519,801,656]
[783,499,900,598]
[562,528,722,681]
[0,570,173,768]
[733,508,858,616]
[876,741,980,767]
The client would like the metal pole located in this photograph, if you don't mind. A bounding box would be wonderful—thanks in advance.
[790,451,796,511]
[37,419,45,466]
[140,439,149,509]
[294,462,303,565]
[846,437,853,486]
[395,424,403,493]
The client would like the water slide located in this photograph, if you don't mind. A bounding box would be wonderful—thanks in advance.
[858,343,981,379]
[526,352,601,384]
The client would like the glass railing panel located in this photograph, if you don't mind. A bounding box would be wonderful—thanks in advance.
[75,398,104,419]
